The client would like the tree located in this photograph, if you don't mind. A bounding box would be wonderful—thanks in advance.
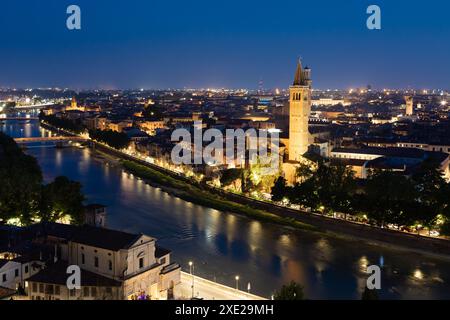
[296,163,314,183]
[363,170,416,227]
[89,129,130,150]
[273,281,305,300]
[411,160,447,233]
[314,161,356,215]
[220,168,243,191]
[271,176,287,202]
[40,113,85,134]
[0,133,86,226]
[40,176,85,224]
[361,287,379,300]
[289,179,319,210]
[0,133,43,224]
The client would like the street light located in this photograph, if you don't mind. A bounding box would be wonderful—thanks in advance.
[189,261,195,299]
[235,275,240,291]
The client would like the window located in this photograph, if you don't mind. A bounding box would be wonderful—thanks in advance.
[83,287,90,297]
[32,283,37,293]
[106,287,112,295]
[2,274,6,282]
[55,285,60,295]
[91,287,97,297]
[160,257,166,265]
[39,283,44,293]
[70,289,76,297]
[46,285,54,295]
[139,257,144,269]
[15,269,19,278]
[94,257,99,268]
[25,265,29,274]
[81,253,85,264]
[108,260,112,271]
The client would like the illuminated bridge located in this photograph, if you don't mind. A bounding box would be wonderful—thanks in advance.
[14,136,87,144]
[0,117,39,120]
[13,103,54,110]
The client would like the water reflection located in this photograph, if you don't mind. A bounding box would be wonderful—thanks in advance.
[2,120,450,299]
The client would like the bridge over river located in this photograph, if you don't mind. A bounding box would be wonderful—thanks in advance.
[14,136,87,144]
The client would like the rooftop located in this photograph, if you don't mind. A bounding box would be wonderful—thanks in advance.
[27,262,122,287]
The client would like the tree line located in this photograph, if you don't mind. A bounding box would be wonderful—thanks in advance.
[0,133,85,225]
[40,114,85,134]
[39,112,131,150]
[270,159,450,236]
[88,129,130,150]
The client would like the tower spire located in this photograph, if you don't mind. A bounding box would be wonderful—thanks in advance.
[293,58,304,86]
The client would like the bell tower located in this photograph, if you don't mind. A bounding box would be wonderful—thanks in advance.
[289,59,312,161]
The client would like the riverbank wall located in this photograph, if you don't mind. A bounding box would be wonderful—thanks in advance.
[38,122,450,258]
[92,142,450,258]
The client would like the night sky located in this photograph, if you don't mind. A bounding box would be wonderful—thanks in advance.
[0,0,449,90]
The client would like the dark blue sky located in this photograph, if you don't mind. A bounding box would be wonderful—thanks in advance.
[0,0,449,89]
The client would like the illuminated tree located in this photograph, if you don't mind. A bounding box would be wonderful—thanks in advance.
[274,281,305,300]
[271,176,287,202]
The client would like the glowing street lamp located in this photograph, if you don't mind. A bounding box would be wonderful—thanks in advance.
[235,275,240,290]
[189,261,195,299]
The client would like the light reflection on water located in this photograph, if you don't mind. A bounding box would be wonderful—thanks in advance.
[2,120,450,299]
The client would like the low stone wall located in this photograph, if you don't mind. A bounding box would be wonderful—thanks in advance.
[37,124,450,258]
[94,142,450,257]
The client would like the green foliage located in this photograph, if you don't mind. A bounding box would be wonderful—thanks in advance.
[271,176,287,202]
[411,160,447,229]
[363,170,417,227]
[40,114,85,134]
[269,158,450,233]
[361,287,379,300]
[440,221,450,236]
[220,168,243,188]
[0,132,85,225]
[40,176,85,225]
[295,163,313,183]
[0,133,43,224]
[89,129,130,149]
[273,281,305,300]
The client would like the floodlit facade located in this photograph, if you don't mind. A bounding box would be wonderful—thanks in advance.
[288,60,312,161]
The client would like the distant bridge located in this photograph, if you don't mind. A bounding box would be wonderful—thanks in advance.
[13,103,54,110]
[14,136,87,144]
[0,117,39,121]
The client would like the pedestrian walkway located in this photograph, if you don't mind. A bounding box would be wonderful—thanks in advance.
[178,272,266,300]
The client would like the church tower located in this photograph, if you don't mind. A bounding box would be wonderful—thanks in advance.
[71,96,78,109]
[405,96,414,116]
[289,59,312,161]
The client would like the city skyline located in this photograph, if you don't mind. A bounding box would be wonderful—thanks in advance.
[1,0,449,90]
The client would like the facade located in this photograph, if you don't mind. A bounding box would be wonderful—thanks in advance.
[288,60,312,161]
[84,204,107,227]
[405,96,414,116]
[331,147,450,180]
[139,120,166,135]
[0,223,180,300]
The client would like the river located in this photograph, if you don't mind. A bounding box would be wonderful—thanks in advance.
[2,118,450,299]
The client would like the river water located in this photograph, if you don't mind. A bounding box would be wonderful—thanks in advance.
[2,118,450,299]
